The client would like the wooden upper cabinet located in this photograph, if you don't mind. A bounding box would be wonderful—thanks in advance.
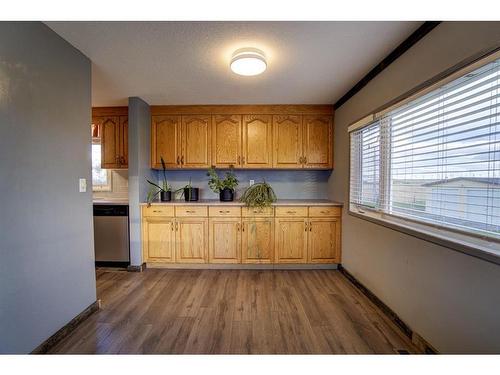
[212,115,241,168]
[273,115,303,168]
[99,115,128,169]
[181,115,211,168]
[303,115,333,169]
[242,115,272,168]
[120,116,128,167]
[151,115,181,169]
[150,105,333,170]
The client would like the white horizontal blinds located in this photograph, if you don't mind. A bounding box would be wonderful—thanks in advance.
[389,58,500,238]
[350,120,382,210]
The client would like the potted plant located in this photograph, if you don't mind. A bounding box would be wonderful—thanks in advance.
[207,166,239,201]
[175,178,199,202]
[240,181,277,207]
[146,157,172,206]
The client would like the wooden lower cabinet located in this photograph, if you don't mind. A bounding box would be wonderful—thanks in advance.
[274,218,308,263]
[308,218,341,263]
[241,218,274,264]
[141,205,341,265]
[176,218,208,263]
[209,218,241,263]
[142,216,175,263]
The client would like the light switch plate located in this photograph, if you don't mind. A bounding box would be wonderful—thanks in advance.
[249,180,255,186]
[79,178,87,193]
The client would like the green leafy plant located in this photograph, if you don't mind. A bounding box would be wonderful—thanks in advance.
[240,181,277,208]
[146,157,171,206]
[174,178,198,201]
[206,166,239,193]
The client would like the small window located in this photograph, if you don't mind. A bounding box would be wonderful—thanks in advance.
[92,138,112,192]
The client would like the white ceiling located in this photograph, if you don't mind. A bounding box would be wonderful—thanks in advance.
[45,21,422,106]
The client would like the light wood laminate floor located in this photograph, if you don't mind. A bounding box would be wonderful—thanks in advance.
[48,269,418,354]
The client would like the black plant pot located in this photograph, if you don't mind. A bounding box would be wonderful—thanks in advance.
[160,191,171,202]
[183,187,199,202]
[219,188,234,202]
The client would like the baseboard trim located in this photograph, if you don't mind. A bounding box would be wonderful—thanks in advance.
[146,263,338,270]
[31,300,100,354]
[127,263,146,272]
[337,265,438,354]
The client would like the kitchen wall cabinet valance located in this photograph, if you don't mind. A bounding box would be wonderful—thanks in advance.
[92,107,128,169]
[150,105,334,170]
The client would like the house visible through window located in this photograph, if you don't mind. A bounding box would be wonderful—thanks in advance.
[350,54,500,241]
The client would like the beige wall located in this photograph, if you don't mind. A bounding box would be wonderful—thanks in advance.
[330,22,500,353]
[93,169,129,201]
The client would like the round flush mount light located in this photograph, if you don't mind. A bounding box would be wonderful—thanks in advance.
[230,48,267,76]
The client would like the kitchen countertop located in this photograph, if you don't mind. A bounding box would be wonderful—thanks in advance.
[141,199,342,207]
[93,200,129,205]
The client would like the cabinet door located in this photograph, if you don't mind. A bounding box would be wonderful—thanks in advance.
[212,115,241,168]
[100,116,121,169]
[273,115,303,168]
[308,218,341,263]
[119,116,128,168]
[241,218,274,264]
[303,115,332,169]
[176,218,208,263]
[209,218,241,263]
[181,115,211,168]
[151,115,181,169]
[275,218,308,263]
[142,217,175,263]
[242,115,272,168]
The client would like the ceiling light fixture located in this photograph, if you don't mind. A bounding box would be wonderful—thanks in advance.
[230,48,267,76]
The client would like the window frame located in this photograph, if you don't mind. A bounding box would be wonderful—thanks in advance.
[92,137,113,192]
[347,46,500,266]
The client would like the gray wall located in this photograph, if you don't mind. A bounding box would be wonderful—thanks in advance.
[128,97,156,266]
[0,22,96,353]
[159,169,331,200]
[329,21,500,353]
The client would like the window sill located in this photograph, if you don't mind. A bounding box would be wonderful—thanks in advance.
[348,208,500,266]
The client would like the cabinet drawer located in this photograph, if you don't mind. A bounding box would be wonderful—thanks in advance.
[175,206,208,217]
[242,207,274,217]
[209,206,241,217]
[308,206,341,217]
[142,205,174,217]
[275,206,308,217]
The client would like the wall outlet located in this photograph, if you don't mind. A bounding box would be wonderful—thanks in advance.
[79,178,87,193]
[249,180,255,186]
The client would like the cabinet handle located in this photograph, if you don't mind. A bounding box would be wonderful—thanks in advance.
[305,222,308,231]
[304,156,307,164]
[238,156,241,164]
[152,210,161,213]
[298,156,303,164]
[237,223,240,231]
[186,210,195,213]
[310,222,312,231]
[242,225,245,232]
[175,222,178,231]
[242,156,245,164]
[286,211,296,214]
[181,155,184,164]
[320,210,330,214]
[177,156,180,165]
[171,222,174,231]
[219,210,230,213]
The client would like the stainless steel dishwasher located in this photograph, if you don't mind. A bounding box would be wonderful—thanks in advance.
[93,204,130,267]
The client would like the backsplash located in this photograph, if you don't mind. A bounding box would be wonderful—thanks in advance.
[155,170,332,200]
[93,169,129,200]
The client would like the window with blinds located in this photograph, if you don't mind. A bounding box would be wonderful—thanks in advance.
[350,55,500,241]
